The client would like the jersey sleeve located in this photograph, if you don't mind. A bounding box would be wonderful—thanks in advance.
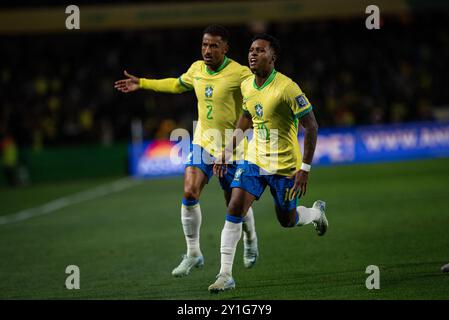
[139,62,198,93]
[240,66,253,83]
[139,78,187,93]
[240,79,249,112]
[284,82,313,118]
[242,98,248,112]
[178,62,198,91]
[242,97,251,119]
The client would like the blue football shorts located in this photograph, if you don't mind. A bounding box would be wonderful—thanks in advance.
[185,144,239,192]
[230,161,300,212]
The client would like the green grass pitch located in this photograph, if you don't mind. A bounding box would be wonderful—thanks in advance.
[0,158,448,299]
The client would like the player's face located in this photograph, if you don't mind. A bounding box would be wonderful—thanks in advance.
[248,39,275,74]
[202,33,228,68]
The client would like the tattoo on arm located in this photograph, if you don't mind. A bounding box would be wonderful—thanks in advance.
[298,110,318,165]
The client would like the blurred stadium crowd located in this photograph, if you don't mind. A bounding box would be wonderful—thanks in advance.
[1,13,448,155]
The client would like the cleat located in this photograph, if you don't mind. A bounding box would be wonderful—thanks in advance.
[208,273,235,293]
[243,237,259,268]
[312,200,328,236]
[442,263,449,273]
[171,255,204,277]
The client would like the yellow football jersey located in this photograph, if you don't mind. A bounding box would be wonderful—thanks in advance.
[241,69,313,176]
[180,57,252,158]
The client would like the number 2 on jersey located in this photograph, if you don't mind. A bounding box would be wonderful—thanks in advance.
[206,104,214,120]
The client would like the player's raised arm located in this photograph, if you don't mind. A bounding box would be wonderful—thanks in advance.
[293,110,318,197]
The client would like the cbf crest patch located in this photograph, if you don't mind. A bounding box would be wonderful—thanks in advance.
[255,104,263,118]
[205,86,214,98]
[295,95,308,108]
[234,168,244,181]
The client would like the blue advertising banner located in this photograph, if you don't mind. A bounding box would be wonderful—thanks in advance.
[128,140,185,178]
[306,121,449,165]
[129,121,449,177]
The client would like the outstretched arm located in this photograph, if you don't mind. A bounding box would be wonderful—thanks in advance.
[292,110,318,197]
[114,70,190,94]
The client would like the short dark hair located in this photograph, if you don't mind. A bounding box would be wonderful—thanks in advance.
[203,25,230,43]
[251,33,281,58]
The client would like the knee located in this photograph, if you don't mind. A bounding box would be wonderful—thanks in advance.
[278,217,296,228]
[228,199,245,216]
[183,186,200,202]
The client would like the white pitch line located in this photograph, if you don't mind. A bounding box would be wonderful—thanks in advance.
[0,177,143,226]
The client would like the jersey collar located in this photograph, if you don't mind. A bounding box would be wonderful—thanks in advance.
[253,68,277,91]
[205,56,229,75]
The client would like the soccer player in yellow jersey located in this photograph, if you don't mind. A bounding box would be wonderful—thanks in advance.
[114,25,259,277]
[208,34,328,293]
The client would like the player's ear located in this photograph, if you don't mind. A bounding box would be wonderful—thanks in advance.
[270,46,277,63]
[223,42,229,54]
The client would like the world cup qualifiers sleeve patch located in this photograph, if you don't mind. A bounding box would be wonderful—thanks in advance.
[295,95,308,108]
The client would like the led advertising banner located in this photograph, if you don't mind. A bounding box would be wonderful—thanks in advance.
[307,121,449,165]
[130,121,449,177]
[129,140,185,178]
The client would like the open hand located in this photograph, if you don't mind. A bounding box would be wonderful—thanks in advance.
[114,70,140,93]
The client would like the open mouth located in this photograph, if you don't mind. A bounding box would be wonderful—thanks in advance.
[249,58,257,66]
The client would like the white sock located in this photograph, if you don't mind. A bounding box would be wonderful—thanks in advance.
[242,207,256,243]
[181,202,202,257]
[296,206,321,226]
[219,219,242,276]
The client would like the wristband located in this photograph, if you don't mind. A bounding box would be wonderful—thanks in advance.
[300,162,311,172]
